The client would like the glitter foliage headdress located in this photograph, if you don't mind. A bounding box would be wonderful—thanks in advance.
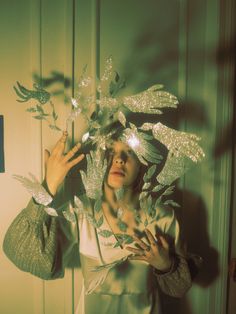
[13,57,205,248]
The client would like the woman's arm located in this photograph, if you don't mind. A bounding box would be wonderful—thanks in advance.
[3,197,64,280]
[3,131,84,280]
[153,254,191,298]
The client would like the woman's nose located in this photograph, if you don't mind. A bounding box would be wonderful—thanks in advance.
[114,152,126,164]
[114,156,125,165]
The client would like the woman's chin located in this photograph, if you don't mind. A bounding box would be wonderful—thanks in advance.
[107,178,125,189]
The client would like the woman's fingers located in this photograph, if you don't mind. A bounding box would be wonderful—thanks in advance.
[145,229,156,246]
[128,255,146,261]
[51,131,68,157]
[126,246,144,255]
[67,153,85,169]
[133,235,149,250]
[63,143,82,163]
[159,235,169,250]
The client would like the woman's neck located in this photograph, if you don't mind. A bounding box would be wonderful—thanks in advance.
[103,183,139,211]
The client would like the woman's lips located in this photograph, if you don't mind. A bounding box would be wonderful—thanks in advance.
[110,171,125,177]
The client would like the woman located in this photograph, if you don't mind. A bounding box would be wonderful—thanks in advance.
[3,130,192,314]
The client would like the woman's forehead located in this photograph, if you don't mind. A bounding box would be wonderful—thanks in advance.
[108,140,132,151]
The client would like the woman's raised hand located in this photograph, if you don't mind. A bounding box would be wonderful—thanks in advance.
[44,131,85,196]
[126,229,173,272]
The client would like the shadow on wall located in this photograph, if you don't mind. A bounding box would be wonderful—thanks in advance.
[117,1,236,313]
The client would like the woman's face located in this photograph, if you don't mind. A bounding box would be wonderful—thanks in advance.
[106,141,141,189]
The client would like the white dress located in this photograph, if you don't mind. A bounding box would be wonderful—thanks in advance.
[3,197,191,314]
[74,203,189,314]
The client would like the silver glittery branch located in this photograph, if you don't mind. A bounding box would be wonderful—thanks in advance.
[80,150,107,199]
[121,123,163,165]
[13,173,53,206]
[140,122,205,163]
[122,84,178,114]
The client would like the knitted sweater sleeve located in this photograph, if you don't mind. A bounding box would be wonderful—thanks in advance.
[3,198,65,280]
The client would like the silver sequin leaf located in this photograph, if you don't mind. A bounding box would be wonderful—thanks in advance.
[66,107,82,128]
[162,185,175,196]
[96,96,118,109]
[96,215,104,228]
[62,209,76,222]
[134,212,143,224]
[44,207,58,217]
[115,187,125,201]
[157,152,190,186]
[76,207,97,228]
[13,173,53,206]
[78,65,92,88]
[71,98,78,108]
[117,207,124,219]
[121,126,163,165]
[147,195,153,210]
[115,233,133,244]
[74,195,84,212]
[100,56,113,82]
[117,111,127,127]
[117,220,128,232]
[142,182,151,190]
[122,84,178,114]
[82,132,90,143]
[80,150,107,199]
[98,230,113,238]
[140,122,205,163]
[146,165,157,180]
[94,199,102,213]
[139,191,148,201]
[164,200,180,208]
[152,184,165,192]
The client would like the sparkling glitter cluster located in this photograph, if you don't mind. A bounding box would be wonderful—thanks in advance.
[123,84,178,114]
[141,122,205,163]
[156,153,189,186]
[13,173,52,206]
[80,150,107,199]
[121,124,163,165]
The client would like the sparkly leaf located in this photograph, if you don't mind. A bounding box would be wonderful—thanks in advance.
[96,215,104,228]
[13,173,53,206]
[152,184,165,192]
[114,241,122,248]
[98,230,113,238]
[141,122,205,163]
[146,165,157,179]
[115,188,124,201]
[143,182,151,190]
[94,199,102,212]
[117,220,128,232]
[123,85,178,114]
[44,207,58,217]
[147,195,153,209]
[62,210,76,222]
[82,132,90,143]
[117,207,124,219]
[162,185,175,196]
[118,111,126,127]
[164,200,180,207]
[144,219,148,227]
